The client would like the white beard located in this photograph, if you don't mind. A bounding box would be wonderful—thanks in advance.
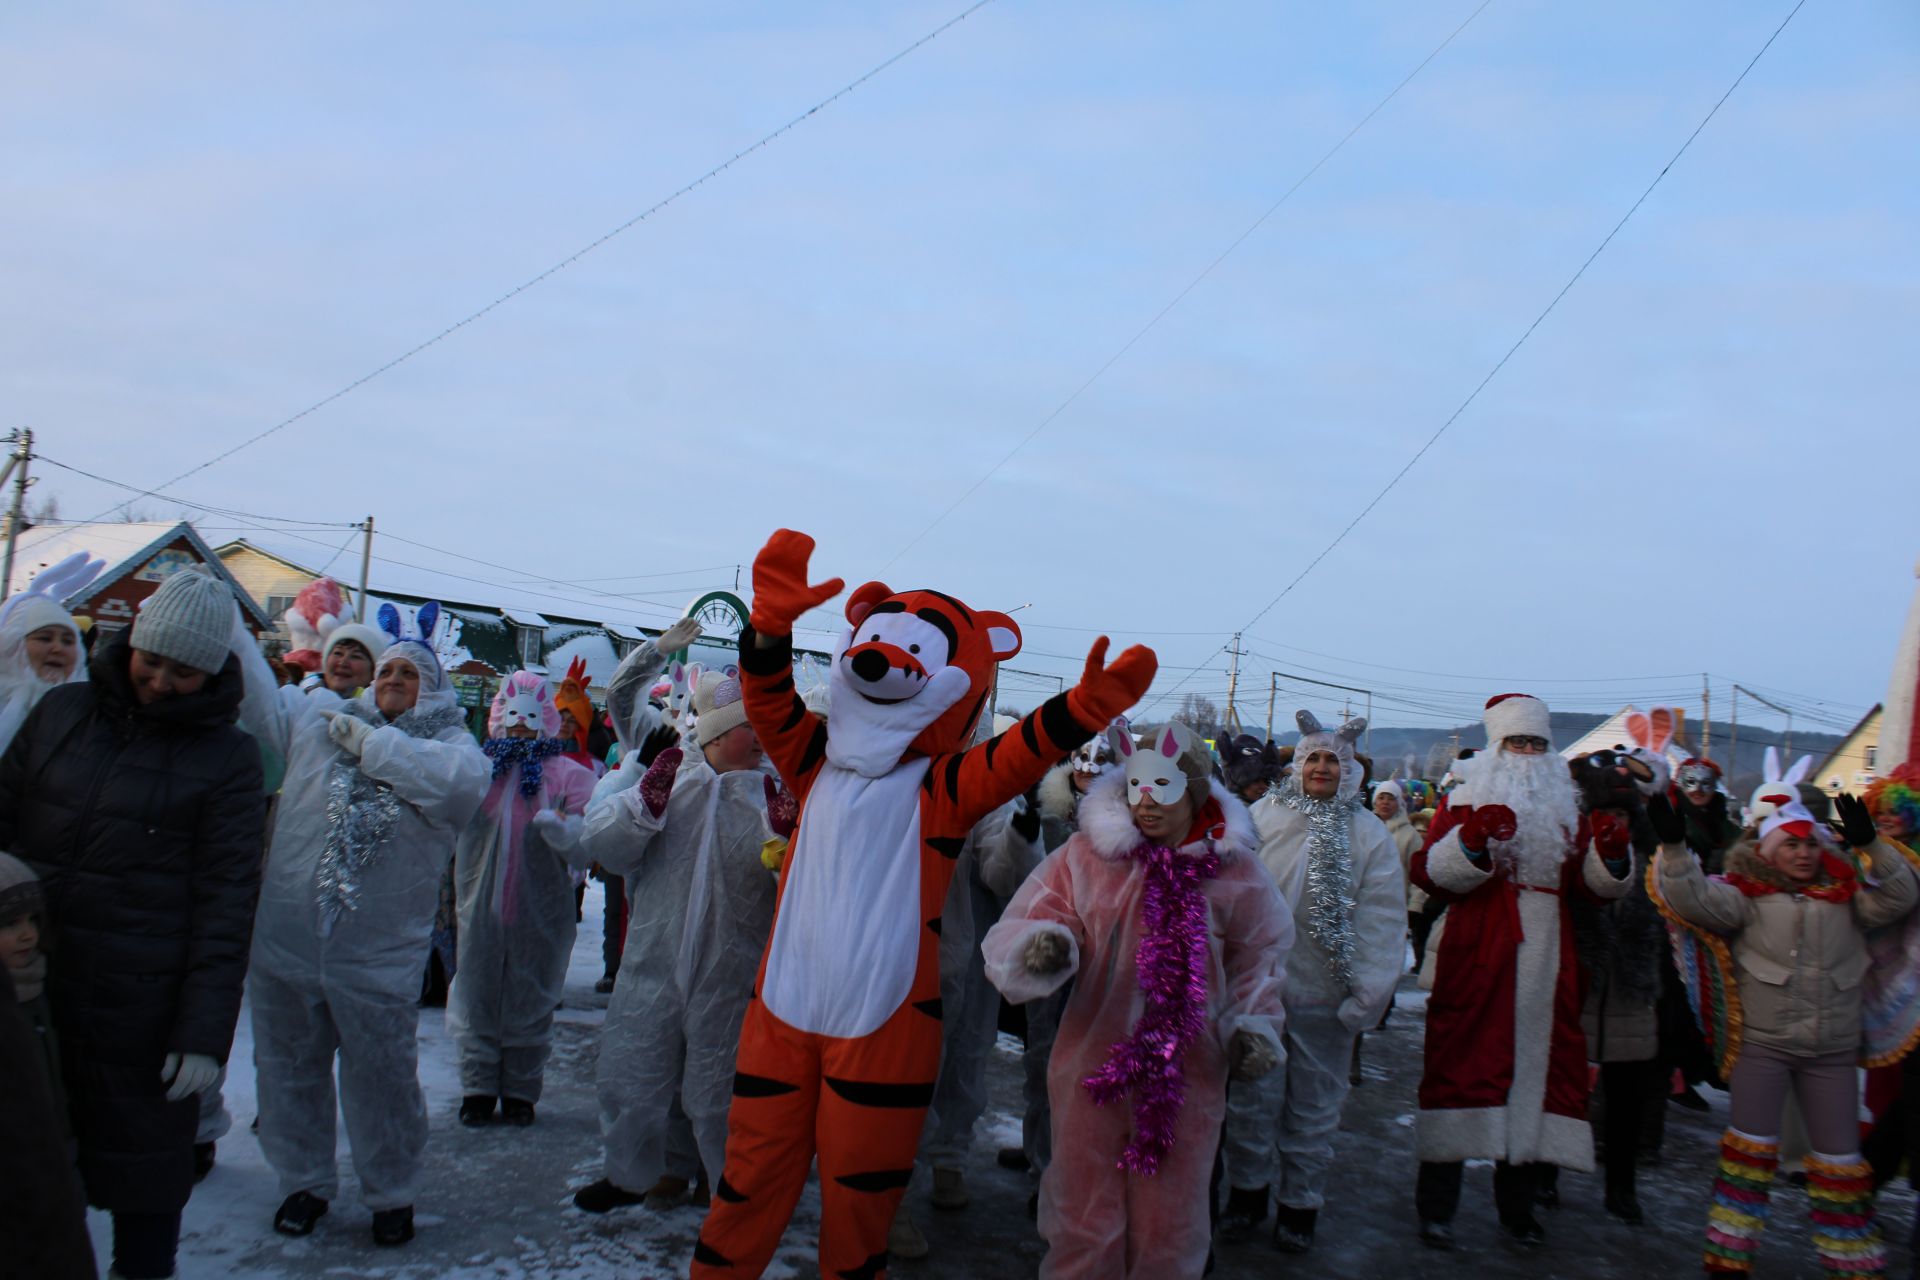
[1457,750,1579,887]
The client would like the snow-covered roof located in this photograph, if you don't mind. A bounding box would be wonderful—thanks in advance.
[544,631,620,691]
[502,608,551,628]
[10,520,271,626]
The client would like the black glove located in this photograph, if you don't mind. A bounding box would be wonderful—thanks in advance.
[1645,793,1687,846]
[1011,789,1042,842]
[637,723,680,768]
[1835,792,1877,849]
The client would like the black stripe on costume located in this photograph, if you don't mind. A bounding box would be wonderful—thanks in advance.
[926,915,942,936]
[912,606,959,655]
[736,626,790,676]
[779,696,811,734]
[716,1176,748,1204]
[734,1072,800,1098]
[913,997,943,1021]
[694,1238,734,1267]
[1039,692,1087,751]
[796,725,828,775]
[834,1168,913,1194]
[766,672,795,695]
[919,589,974,626]
[983,732,1002,768]
[926,835,965,860]
[1020,714,1042,756]
[823,1076,936,1108]
[838,1252,891,1280]
[941,754,965,800]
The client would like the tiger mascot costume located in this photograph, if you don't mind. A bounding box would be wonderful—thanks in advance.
[690,529,1157,1279]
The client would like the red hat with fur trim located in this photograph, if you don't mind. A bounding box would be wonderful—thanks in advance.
[1484,692,1550,745]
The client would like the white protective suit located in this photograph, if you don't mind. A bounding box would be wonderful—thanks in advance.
[0,552,102,752]
[1222,766,1406,1210]
[922,795,1043,1168]
[234,632,488,1210]
[579,629,777,1193]
[983,773,1292,1280]
[446,738,598,1103]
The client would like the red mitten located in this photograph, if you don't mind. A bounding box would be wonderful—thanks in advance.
[1065,637,1159,730]
[764,775,798,839]
[1590,809,1631,860]
[1459,803,1518,853]
[638,747,683,819]
[749,530,845,637]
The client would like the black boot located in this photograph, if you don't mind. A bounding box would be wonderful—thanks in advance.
[1534,1164,1560,1209]
[1216,1184,1269,1243]
[273,1190,329,1237]
[500,1097,536,1127]
[193,1141,217,1182]
[371,1205,414,1246]
[458,1095,496,1126]
[1349,1034,1364,1087]
[997,1146,1031,1171]
[1272,1205,1318,1254]
[573,1178,647,1214]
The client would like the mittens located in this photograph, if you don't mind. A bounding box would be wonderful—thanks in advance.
[324,711,374,758]
[749,530,844,637]
[1589,809,1632,861]
[1023,930,1071,976]
[764,775,798,839]
[1459,803,1518,853]
[1228,1028,1279,1081]
[638,747,683,819]
[162,1051,221,1102]
[1064,637,1158,730]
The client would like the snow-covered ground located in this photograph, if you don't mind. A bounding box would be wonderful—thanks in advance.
[97,892,1920,1279]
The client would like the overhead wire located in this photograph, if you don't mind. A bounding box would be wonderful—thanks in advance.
[881,0,1497,571]
[75,0,999,528]
[1140,0,1811,719]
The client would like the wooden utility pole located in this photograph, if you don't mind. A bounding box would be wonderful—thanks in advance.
[356,515,375,622]
[1224,632,1245,732]
[1701,674,1711,755]
[0,428,33,603]
[1266,672,1277,742]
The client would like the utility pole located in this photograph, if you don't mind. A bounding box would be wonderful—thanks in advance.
[1224,632,1245,732]
[1266,672,1277,742]
[1730,686,1739,780]
[1702,674,1711,755]
[0,428,33,604]
[356,515,375,622]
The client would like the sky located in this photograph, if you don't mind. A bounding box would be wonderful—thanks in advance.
[4,1,1915,738]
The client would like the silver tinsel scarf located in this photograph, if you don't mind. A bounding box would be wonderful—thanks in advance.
[315,702,466,931]
[1276,781,1361,992]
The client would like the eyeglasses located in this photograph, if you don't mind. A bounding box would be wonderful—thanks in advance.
[1503,736,1550,754]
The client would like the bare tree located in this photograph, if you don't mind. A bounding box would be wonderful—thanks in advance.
[116,503,158,523]
[1173,693,1222,742]
[26,492,60,524]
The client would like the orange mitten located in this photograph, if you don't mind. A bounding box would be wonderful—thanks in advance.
[1065,637,1159,729]
[749,530,845,637]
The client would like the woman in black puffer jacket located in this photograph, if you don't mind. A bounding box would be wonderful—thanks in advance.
[0,569,265,1280]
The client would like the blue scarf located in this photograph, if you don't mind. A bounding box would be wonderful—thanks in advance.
[483,736,566,797]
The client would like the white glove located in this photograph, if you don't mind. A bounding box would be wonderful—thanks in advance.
[321,710,374,758]
[1336,995,1372,1033]
[531,810,566,839]
[1023,930,1071,976]
[657,617,702,653]
[161,1051,221,1102]
[1228,1028,1279,1081]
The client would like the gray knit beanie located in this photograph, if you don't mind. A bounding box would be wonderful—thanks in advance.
[130,567,233,675]
[0,851,43,923]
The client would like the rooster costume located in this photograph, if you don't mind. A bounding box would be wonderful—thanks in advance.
[689,530,1156,1279]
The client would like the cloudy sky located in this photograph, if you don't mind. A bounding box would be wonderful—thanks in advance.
[5,1,1914,736]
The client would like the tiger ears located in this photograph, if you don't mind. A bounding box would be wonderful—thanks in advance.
[846,581,893,629]
[979,611,1022,662]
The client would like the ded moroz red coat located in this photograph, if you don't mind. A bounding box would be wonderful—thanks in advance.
[1411,795,1630,1171]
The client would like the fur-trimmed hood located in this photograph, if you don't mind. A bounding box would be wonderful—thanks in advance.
[1077,767,1256,862]
[1038,762,1081,824]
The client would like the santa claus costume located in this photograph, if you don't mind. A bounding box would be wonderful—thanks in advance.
[984,722,1291,1279]
[1410,693,1632,1248]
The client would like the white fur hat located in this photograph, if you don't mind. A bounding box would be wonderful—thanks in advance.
[1484,693,1550,745]
[323,621,389,668]
[694,670,749,748]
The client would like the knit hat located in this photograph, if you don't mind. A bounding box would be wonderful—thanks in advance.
[130,567,233,675]
[322,622,389,670]
[0,852,43,923]
[1484,693,1551,746]
[694,670,749,748]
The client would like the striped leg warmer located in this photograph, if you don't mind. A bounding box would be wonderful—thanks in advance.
[1705,1130,1778,1274]
[1805,1153,1885,1278]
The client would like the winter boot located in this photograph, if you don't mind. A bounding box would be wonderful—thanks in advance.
[1704,1130,1778,1274]
[997,1146,1031,1171]
[888,1200,929,1260]
[458,1095,496,1126]
[642,1173,691,1206]
[594,974,616,994]
[1217,1185,1269,1243]
[572,1178,646,1213]
[1804,1152,1885,1278]
[500,1097,536,1127]
[273,1190,329,1237]
[930,1166,969,1210]
[1349,1034,1364,1087]
[1272,1205,1318,1254]
[691,1172,711,1209]
[371,1205,414,1247]
[193,1141,216,1183]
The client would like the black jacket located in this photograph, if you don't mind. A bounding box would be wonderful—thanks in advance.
[0,971,95,1280]
[0,629,266,1214]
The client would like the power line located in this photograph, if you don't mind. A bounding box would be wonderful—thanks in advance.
[80,0,998,525]
[880,0,1497,571]
[1143,0,1810,719]
[34,456,360,528]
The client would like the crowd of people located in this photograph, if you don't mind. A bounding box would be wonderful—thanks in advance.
[4,532,1920,1280]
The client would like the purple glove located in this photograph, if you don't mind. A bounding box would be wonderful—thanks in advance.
[638,747,683,819]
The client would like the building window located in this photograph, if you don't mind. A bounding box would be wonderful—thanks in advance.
[516,625,543,669]
[264,594,296,621]
[1865,745,1878,771]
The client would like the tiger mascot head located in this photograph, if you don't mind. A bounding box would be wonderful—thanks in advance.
[825,581,1022,775]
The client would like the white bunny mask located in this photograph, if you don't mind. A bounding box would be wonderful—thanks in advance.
[1108,721,1199,807]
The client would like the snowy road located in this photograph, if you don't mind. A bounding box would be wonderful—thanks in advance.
[120,889,1916,1278]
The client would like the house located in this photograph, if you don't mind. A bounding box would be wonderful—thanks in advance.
[1815,705,1882,798]
[7,520,272,635]
[1558,705,1690,763]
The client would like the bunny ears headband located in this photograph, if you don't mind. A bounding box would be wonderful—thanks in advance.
[1749,746,1821,843]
